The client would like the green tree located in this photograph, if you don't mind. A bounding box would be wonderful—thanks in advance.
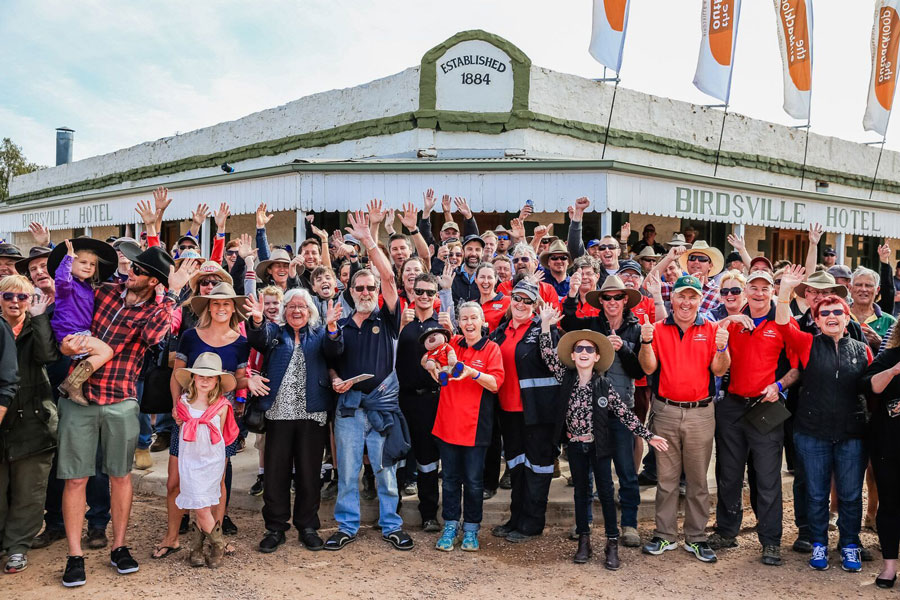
[0,138,43,202]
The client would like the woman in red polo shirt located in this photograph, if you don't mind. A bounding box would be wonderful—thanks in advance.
[430,302,504,553]
[475,263,510,332]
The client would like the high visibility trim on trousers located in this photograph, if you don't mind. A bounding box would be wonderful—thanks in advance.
[417,460,439,473]
[506,454,552,474]
[507,453,526,468]
[519,377,558,389]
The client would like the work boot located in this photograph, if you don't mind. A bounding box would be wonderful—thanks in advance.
[574,534,592,564]
[206,522,225,569]
[604,538,621,571]
[134,448,152,470]
[188,522,205,567]
[58,359,95,406]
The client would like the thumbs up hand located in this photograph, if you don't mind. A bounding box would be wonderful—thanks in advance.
[640,314,654,343]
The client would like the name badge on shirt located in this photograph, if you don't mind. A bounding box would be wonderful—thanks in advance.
[597,396,608,408]
[372,326,380,334]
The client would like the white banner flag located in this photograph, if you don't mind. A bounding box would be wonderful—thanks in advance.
[773,0,814,120]
[693,0,743,103]
[864,0,900,136]
[589,0,631,72]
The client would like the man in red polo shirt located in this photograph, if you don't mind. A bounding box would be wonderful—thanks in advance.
[707,270,799,566]
[638,275,730,563]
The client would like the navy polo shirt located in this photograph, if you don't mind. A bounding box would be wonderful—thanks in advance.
[396,313,441,393]
[332,299,401,393]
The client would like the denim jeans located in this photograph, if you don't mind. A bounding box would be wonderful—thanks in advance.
[438,440,487,532]
[155,412,177,436]
[568,441,617,537]
[794,433,866,548]
[44,443,110,531]
[608,418,641,529]
[334,408,402,536]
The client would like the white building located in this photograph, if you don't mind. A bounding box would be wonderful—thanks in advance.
[7,30,900,265]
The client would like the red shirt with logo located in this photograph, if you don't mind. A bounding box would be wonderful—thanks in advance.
[481,293,511,332]
[725,310,799,397]
[497,280,561,311]
[496,320,530,412]
[650,315,719,402]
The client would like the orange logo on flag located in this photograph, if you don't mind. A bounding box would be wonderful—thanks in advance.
[876,6,900,110]
[779,0,811,91]
[710,0,736,66]
[605,0,628,32]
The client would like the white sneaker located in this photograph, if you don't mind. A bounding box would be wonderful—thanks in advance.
[4,553,27,573]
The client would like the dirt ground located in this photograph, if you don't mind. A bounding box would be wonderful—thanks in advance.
[4,492,888,600]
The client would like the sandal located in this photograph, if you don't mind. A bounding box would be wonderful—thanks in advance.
[323,531,357,551]
[151,545,182,559]
[383,529,415,551]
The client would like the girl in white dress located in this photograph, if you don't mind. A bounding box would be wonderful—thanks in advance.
[173,352,238,568]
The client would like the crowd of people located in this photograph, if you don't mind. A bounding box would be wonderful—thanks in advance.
[0,187,898,590]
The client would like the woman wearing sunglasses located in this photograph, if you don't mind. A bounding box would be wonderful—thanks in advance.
[710,271,746,321]
[538,306,667,569]
[776,265,872,573]
[489,280,560,544]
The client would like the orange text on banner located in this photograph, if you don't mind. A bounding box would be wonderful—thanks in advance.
[605,0,628,32]
[778,0,811,91]
[876,6,900,110]
[710,0,737,66]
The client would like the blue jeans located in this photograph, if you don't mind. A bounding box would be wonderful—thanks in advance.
[794,433,866,548]
[334,408,403,536]
[608,418,641,528]
[438,440,487,532]
[155,412,177,436]
[568,441,617,537]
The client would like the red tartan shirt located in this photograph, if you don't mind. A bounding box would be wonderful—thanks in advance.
[84,283,176,405]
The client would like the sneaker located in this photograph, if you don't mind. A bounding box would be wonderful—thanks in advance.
[809,542,829,570]
[840,544,862,572]
[150,431,171,452]
[62,555,86,587]
[249,474,264,497]
[109,546,139,574]
[134,448,152,470]
[258,530,285,553]
[32,527,66,549]
[761,545,783,566]
[84,527,108,549]
[707,532,738,550]
[435,522,458,552]
[683,541,718,563]
[221,515,238,535]
[401,481,418,498]
[422,519,441,533]
[4,553,27,573]
[642,536,677,555]
[320,479,338,501]
[460,530,479,552]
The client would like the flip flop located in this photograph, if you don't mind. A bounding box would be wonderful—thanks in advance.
[151,545,181,559]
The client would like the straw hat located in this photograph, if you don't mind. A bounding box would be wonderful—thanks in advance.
[539,239,572,269]
[678,240,725,276]
[557,329,615,373]
[189,260,234,293]
[189,282,249,320]
[174,352,236,393]
[794,271,848,298]
[665,233,689,248]
[255,248,297,281]
[586,275,642,310]
[636,246,661,260]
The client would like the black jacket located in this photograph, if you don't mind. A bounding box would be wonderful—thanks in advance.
[554,370,616,458]
[863,347,900,459]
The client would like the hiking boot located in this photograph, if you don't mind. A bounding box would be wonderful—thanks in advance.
[249,474,264,497]
[491,522,514,538]
[134,448,152,470]
[58,359,95,406]
[206,522,225,568]
[604,538,621,571]
[32,527,66,549]
[841,544,862,572]
[62,555,86,587]
[573,534,592,564]
[150,431,171,452]
[707,532,738,550]
[84,527,108,549]
[809,543,829,570]
[621,526,640,547]
[109,546,139,574]
[189,522,206,567]
[761,545,783,566]
[435,522,458,552]
[642,536,677,555]
[683,541,717,563]
[258,529,285,554]
[505,530,536,543]
[498,467,512,490]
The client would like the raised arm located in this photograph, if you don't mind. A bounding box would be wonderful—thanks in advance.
[776,264,805,325]
[727,233,753,274]
[539,305,566,381]
[187,202,210,240]
[349,210,398,311]
[399,202,431,270]
[455,197,479,236]
[567,196,590,259]
[805,223,823,279]
[255,203,273,262]
[878,242,895,316]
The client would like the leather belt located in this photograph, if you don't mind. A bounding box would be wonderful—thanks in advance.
[660,397,711,409]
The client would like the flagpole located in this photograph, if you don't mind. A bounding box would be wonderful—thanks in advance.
[601,75,621,160]
[869,134,888,199]
[799,117,812,189]
[713,105,729,177]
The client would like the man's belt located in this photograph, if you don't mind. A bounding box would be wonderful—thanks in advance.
[659,397,711,409]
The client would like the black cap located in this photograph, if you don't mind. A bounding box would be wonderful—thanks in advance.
[462,234,485,248]
[823,246,836,256]
[617,259,642,275]
[725,251,742,264]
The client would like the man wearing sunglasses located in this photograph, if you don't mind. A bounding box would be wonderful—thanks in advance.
[494,226,512,255]
[539,240,571,301]
[652,242,724,314]
[496,244,561,310]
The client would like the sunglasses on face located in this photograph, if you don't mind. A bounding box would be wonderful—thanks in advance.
[354,285,377,293]
[573,344,597,354]
[497,235,509,240]
[819,309,845,317]
[512,257,530,264]
[720,287,743,296]
[639,257,657,262]
[414,288,437,297]
[596,244,618,251]
[131,264,150,277]
[774,279,782,285]
[549,255,568,262]
[687,255,711,263]
[178,244,196,251]
[225,250,239,257]
[601,293,626,302]
[449,252,463,257]
[198,278,221,287]
[1,293,30,302]
[511,294,535,305]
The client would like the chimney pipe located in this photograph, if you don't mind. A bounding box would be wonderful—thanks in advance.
[55,127,74,166]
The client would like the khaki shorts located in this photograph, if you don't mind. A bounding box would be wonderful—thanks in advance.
[57,397,140,479]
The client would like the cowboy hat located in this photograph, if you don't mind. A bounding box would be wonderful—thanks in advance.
[174,352,236,393]
[586,275,642,310]
[678,240,725,277]
[118,244,175,287]
[15,246,52,276]
[794,271,848,298]
[48,237,120,282]
[255,248,298,282]
[189,282,249,320]
[189,260,234,292]
[636,246,661,260]
[557,329,615,373]
[665,233,689,248]
[539,239,571,269]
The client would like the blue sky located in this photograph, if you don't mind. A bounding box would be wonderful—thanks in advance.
[0,0,889,167]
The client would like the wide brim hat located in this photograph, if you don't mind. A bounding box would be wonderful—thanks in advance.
[175,234,200,249]
[586,275,641,310]
[418,326,453,346]
[174,352,236,393]
[0,243,24,260]
[15,246,52,275]
[174,249,203,267]
[794,271,848,299]
[255,248,298,281]
[189,282,249,320]
[665,233,689,248]
[539,239,572,269]
[119,243,175,287]
[636,246,661,260]
[189,260,234,292]
[557,329,615,373]
[48,237,119,282]
[679,240,725,277]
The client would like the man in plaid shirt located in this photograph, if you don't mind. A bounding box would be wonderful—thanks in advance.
[655,244,723,314]
[56,244,197,587]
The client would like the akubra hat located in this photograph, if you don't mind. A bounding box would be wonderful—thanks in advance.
[255,248,298,282]
[794,270,848,299]
[665,233,689,248]
[15,246,52,276]
[189,282,249,321]
[539,239,572,269]
[174,352,236,393]
[586,275,642,310]
[678,240,725,277]
[48,237,119,282]
[189,260,234,293]
[636,246,661,260]
[118,243,175,287]
[557,329,615,373]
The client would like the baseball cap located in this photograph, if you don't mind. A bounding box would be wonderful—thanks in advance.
[747,270,775,285]
[749,256,774,272]
[823,246,836,256]
[462,234,485,248]
[617,259,642,275]
[586,239,601,249]
[511,280,539,301]
[441,221,460,232]
[672,275,703,296]
[827,264,852,280]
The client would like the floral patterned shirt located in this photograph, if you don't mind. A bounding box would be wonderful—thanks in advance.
[539,332,653,443]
